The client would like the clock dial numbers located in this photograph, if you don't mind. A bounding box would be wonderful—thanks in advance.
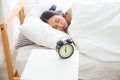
[59,44,74,58]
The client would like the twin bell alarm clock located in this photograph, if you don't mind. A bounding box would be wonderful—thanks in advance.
[56,37,74,59]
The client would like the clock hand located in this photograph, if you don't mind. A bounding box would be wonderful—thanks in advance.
[65,45,67,54]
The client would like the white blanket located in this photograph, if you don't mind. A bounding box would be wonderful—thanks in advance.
[68,0,120,62]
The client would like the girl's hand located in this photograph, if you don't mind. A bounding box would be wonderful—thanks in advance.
[65,9,72,24]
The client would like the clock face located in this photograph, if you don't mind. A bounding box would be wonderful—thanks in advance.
[59,44,74,59]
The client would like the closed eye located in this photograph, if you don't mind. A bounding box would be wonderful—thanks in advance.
[53,26,57,29]
[55,18,60,23]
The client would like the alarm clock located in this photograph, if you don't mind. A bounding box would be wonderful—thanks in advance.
[56,37,74,59]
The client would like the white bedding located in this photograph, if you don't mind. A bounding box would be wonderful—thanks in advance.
[78,53,120,80]
[68,1,120,79]
[68,0,120,62]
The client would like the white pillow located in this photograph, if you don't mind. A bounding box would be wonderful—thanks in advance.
[19,16,69,49]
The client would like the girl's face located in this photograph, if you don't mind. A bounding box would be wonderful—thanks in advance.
[48,15,68,31]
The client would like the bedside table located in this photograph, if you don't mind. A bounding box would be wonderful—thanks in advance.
[20,49,79,80]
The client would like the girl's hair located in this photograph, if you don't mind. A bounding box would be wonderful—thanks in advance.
[40,5,65,23]
[40,10,59,23]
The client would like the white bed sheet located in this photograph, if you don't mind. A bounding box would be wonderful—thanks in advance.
[78,53,120,80]
[68,1,120,79]
[68,0,120,62]
[15,45,120,80]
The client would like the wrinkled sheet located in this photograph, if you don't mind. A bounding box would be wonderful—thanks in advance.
[68,0,120,62]
[68,1,120,79]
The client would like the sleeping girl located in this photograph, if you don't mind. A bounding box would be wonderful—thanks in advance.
[40,5,72,33]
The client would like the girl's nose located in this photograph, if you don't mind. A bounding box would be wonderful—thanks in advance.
[56,24,64,30]
[57,23,63,28]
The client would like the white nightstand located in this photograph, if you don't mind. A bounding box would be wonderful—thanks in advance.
[21,49,79,80]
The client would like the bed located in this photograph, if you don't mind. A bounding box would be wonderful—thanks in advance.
[0,0,120,80]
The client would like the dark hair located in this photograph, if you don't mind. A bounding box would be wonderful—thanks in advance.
[40,10,59,23]
[40,5,65,23]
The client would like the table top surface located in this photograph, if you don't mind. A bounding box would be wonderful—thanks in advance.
[21,49,79,80]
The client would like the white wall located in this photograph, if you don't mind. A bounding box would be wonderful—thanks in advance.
[0,0,4,22]
[0,0,24,20]
[0,0,20,60]
[0,0,5,22]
